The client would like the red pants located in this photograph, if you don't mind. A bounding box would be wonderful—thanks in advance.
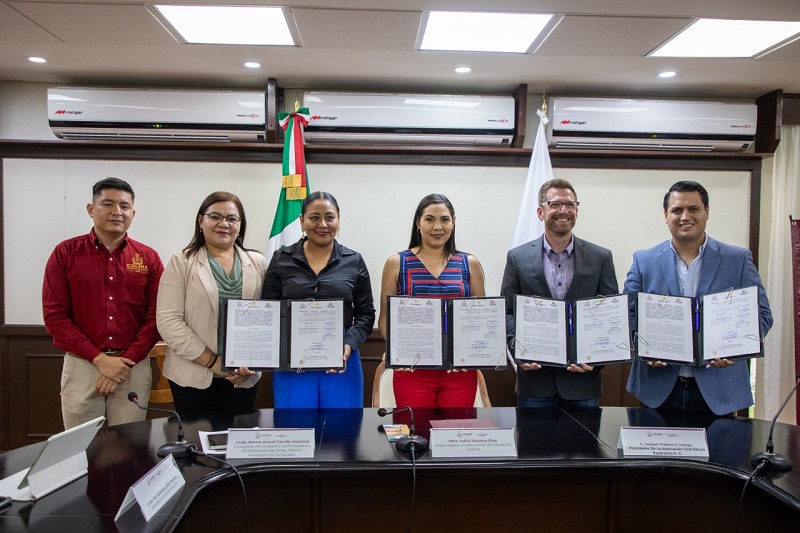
[393,369,477,408]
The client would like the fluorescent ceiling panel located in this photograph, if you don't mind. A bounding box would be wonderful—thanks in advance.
[651,18,800,58]
[420,11,553,53]
[155,5,294,45]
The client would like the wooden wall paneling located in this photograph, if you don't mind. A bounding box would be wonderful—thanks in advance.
[0,336,7,452]
[265,78,279,144]
[511,83,528,148]
[0,163,5,451]
[782,94,800,125]
[756,89,783,154]
[6,335,64,449]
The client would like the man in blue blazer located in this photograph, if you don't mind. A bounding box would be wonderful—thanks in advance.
[625,181,772,416]
[501,179,618,409]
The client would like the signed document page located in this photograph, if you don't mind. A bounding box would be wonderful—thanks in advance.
[575,295,632,365]
[223,299,282,369]
[451,297,507,368]
[701,287,761,361]
[514,295,567,366]
[387,297,443,368]
[636,293,694,364]
[289,300,344,369]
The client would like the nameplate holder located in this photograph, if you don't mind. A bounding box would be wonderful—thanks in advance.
[226,428,315,459]
[114,454,185,523]
[429,428,517,458]
[618,426,709,458]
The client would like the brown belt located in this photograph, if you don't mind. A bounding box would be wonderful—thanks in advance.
[102,350,124,357]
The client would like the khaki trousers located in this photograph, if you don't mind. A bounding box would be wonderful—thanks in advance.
[60,353,151,429]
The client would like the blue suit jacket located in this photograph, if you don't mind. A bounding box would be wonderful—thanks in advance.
[625,236,772,415]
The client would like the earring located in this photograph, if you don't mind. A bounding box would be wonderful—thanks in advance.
[302,230,307,238]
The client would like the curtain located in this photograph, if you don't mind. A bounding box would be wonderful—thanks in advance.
[757,125,800,423]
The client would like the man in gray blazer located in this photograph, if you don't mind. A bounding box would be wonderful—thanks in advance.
[501,179,618,409]
[625,180,772,417]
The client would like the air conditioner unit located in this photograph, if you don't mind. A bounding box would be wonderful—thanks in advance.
[546,97,757,152]
[48,87,267,142]
[302,92,515,146]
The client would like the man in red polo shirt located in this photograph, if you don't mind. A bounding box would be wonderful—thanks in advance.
[43,177,164,429]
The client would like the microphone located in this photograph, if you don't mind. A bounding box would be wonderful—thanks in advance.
[128,391,196,458]
[377,406,429,453]
[750,371,800,471]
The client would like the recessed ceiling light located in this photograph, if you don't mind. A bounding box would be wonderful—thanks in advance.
[28,57,47,63]
[658,71,676,78]
[651,19,800,58]
[454,66,472,74]
[421,11,554,53]
[155,5,295,46]
[244,62,261,69]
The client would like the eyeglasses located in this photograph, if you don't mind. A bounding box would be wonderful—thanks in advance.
[541,200,579,210]
[204,212,241,224]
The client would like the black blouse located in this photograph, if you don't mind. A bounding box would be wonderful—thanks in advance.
[261,239,375,350]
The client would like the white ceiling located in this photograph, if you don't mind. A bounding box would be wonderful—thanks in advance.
[2,0,800,98]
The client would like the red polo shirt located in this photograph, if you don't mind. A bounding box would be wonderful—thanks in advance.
[42,229,164,364]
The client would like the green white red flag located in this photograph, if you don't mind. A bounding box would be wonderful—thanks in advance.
[266,107,311,260]
[510,108,551,249]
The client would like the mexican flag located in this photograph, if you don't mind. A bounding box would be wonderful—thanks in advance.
[266,107,311,261]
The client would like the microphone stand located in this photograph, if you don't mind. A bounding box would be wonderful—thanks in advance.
[128,391,196,458]
[750,373,800,471]
[378,406,429,453]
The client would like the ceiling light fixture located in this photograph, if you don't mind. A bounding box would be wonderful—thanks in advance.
[421,11,554,53]
[155,5,295,46]
[658,71,676,78]
[28,57,47,63]
[244,62,261,69]
[454,66,472,74]
[650,18,800,58]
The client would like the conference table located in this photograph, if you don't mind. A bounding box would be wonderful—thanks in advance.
[1,406,799,532]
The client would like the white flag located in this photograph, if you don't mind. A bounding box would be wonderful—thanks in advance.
[510,109,553,249]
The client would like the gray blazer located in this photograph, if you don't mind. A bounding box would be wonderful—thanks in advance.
[500,235,618,400]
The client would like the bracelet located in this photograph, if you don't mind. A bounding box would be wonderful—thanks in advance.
[206,353,219,369]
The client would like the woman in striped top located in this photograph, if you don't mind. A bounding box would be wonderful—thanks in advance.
[378,194,486,408]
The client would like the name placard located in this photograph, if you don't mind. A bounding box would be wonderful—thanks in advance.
[226,428,315,459]
[618,426,709,458]
[429,428,517,458]
[114,454,185,523]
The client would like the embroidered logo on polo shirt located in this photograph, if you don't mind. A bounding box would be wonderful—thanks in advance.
[126,254,149,274]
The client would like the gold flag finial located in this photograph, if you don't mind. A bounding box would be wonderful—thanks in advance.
[541,93,547,115]
[294,99,300,112]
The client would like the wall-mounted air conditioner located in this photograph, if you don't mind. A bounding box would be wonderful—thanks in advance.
[302,92,515,146]
[48,87,267,142]
[546,97,757,152]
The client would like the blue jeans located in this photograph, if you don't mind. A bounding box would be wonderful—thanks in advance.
[518,394,599,411]
[660,377,716,415]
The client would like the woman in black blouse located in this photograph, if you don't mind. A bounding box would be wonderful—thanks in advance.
[262,191,375,408]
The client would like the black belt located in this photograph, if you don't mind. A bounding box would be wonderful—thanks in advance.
[103,350,124,357]
[679,376,697,384]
